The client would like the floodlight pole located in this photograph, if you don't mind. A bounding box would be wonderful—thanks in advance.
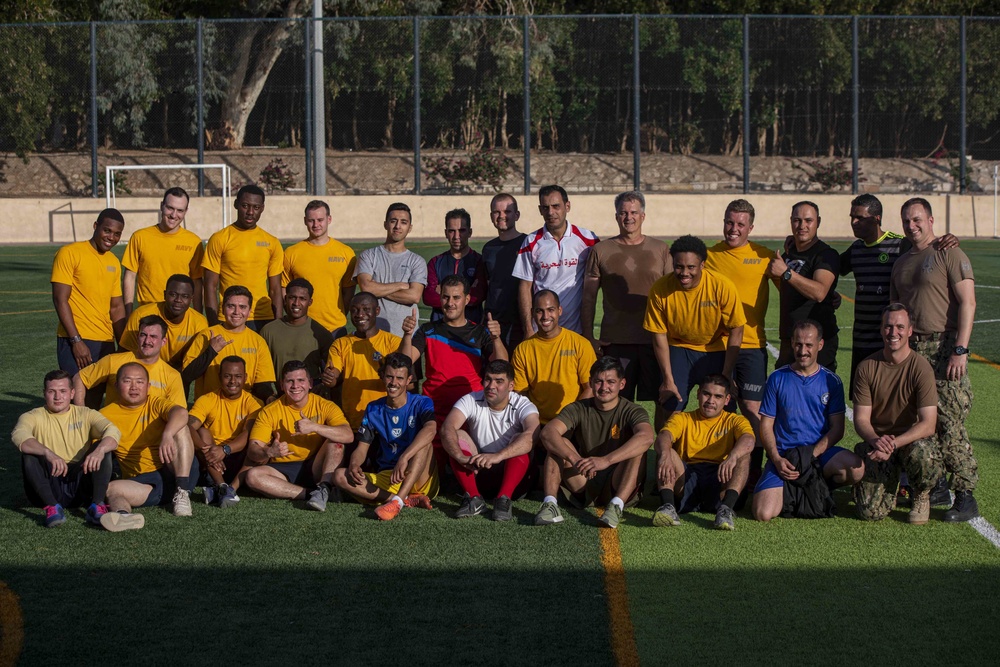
[312,0,326,195]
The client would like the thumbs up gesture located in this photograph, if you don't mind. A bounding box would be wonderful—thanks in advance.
[485,311,501,341]
[768,250,788,279]
[402,307,418,336]
[269,430,290,458]
[295,410,318,435]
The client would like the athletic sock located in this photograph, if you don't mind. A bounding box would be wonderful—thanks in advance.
[176,477,190,492]
[610,496,624,510]
[389,495,404,507]
[721,489,739,510]
[542,495,558,506]
[498,454,531,499]
[659,488,675,507]
[318,481,332,491]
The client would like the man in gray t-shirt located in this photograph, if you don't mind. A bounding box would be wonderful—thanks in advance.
[354,203,428,336]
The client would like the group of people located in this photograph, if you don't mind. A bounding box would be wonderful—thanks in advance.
[13,182,980,533]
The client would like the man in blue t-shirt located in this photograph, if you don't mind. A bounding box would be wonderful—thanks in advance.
[753,320,864,521]
[333,353,438,521]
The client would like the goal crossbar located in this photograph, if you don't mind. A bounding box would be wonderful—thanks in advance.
[105,163,232,229]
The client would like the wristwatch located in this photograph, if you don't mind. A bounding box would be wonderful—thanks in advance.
[954,345,970,356]
[222,444,232,456]
[782,269,793,281]
[69,335,83,344]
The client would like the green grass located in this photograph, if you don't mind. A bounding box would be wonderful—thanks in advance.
[2,237,1000,664]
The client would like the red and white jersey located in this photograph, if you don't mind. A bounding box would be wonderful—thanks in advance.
[512,223,599,334]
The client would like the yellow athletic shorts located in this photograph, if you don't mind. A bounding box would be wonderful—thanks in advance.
[363,467,439,499]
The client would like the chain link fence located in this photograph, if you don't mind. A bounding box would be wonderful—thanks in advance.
[0,15,998,197]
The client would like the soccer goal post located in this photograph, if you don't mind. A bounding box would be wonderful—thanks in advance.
[105,163,233,229]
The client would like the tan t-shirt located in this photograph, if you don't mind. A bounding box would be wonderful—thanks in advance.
[585,236,671,344]
[853,350,938,437]
[890,246,974,335]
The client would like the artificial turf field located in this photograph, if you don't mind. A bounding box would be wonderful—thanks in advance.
[2,236,1000,665]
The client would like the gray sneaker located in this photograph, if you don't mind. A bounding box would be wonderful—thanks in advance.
[534,500,564,525]
[218,483,240,509]
[172,489,192,517]
[714,504,736,531]
[455,494,487,519]
[492,495,513,522]
[652,503,681,527]
[306,484,329,512]
[100,510,145,532]
[599,502,623,529]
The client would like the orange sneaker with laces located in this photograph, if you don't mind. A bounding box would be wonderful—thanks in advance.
[375,499,402,521]
[405,493,433,510]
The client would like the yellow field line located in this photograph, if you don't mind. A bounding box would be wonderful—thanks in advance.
[0,582,24,667]
[598,519,640,667]
[0,309,53,316]
[972,353,1000,372]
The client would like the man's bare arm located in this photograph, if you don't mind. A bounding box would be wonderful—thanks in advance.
[122,269,137,315]
[203,269,220,323]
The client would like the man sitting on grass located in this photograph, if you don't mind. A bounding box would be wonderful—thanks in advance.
[243,360,353,511]
[853,303,943,524]
[12,370,121,529]
[334,353,438,521]
[440,359,540,521]
[187,355,264,508]
[653,374,754,531]
[535,356,654,529]
[101,362,195,530]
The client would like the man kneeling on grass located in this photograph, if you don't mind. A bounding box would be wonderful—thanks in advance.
[243,360,352,511]
[440,359,540,521]
[12,370,121,529]
[333,353,438,521]
[534,356,654,529]
[100,362,195,531]
[653,374,754,531]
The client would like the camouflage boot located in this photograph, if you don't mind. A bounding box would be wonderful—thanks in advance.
[908,490,930,525]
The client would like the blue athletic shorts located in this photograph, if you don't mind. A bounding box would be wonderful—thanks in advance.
[733,348,768,402]
[661,348,725,413]
[754,446,848,492]
[267,458,315,487]
[678,462,723,514]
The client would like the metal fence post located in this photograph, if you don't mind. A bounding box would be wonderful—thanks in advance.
[742,15,750,194]
[960,16,967,194]
[633,14,640,191]
[90,22,98,198]
[413,16,421,195]
[304,19,313,194]
[852,16,859,194]
[312,4,326,196]
[197,18,205,196]
[523,15,531,196]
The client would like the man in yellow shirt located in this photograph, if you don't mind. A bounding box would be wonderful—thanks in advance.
[652,374,755,531]
[188,356,264,508]
[512,290,595,426]
[121,187,205,314]
[244,361,353,511]
[101,363,195,529]
[74,315,186,408]
[202,184,283,329]
[182,285,276,401]
[643,235,746,415]
[321,292,401,430]
[120,274,209,368]
[282,200,357,336]
[12,370,121,529]
[51,208,126,378]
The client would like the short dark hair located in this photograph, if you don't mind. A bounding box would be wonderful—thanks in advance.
[590,356,625,380]
[445,208,471,228]
[219,355,246,374]
[115,361,148,383]
[165,274,195,291]
[43,369,72,389]
[792,200,820,217]
[700,373,732,395]
[538,184,569,203]
[902,197,932,218]
[483,359,515,381]
[162,187,190,205]
[725,199,755,224]
[490,193,518,211]
[386,202,411,219]
[305,200,330,216]
[96,208,125,225]
[669,234,708,262]
[281,359,309,380]
[137,314,168,337]
[851,193,882,219]
[882,302,913,321]
[440,274,470,295]
[237,184,266,202]
[532,289,560,307]
[352,291,378,307]
[792,319,824,340]
[380,352,413,378]
[286,277,314,297]
[222,285,253,307]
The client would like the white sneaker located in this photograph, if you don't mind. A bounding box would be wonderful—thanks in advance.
[172,488,193,517]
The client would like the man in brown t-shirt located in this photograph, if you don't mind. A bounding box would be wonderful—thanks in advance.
[534,356,655,529]
[853,303,944,524]
[582,190,671,428]
[889,197,978,522]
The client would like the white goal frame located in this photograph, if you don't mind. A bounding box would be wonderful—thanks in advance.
[105,163,232,229]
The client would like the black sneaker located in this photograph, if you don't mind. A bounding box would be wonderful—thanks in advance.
[929,476,952,506]
[492,495,513,522]
[455,494,486,519]
[943,490,979,522]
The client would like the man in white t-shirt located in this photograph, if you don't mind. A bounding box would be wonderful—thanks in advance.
[513,184,599,335]
[439,359,540,521]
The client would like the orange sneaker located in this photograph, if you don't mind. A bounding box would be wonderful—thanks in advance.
[375,499,402,521]
[405,493,433,510]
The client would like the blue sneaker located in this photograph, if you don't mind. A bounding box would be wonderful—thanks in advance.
[44,504,66,528]
[218,484,240,509]
[203,485,217,505]
[85,503,109,526]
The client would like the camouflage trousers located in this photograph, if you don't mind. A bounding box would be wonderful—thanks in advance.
[853,438,944,521]
[912,331,978,492]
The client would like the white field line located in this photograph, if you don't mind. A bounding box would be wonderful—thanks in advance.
[839,277,1000,290]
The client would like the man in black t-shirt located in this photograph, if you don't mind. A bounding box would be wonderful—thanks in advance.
[482,193,527,352]
[769,200,840,370]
